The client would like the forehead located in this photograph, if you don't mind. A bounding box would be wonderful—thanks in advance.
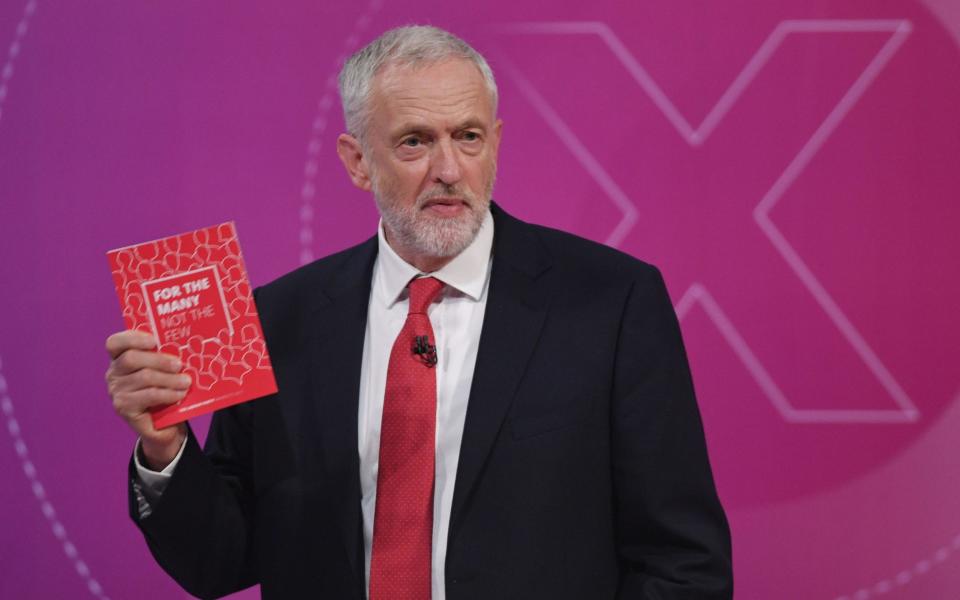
[370,58,494,126]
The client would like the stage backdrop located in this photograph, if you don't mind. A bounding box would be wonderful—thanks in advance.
[1,1,958,598]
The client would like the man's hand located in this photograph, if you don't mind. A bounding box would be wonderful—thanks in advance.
[105,330,189,470]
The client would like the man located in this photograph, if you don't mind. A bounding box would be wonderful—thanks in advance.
[106,25,732,599]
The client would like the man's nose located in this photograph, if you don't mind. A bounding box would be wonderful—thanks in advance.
[429,138,463,186]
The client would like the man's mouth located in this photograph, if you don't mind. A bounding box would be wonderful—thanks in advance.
[422,197,469,216]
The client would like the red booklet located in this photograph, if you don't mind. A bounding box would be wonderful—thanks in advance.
[107,222,277,428]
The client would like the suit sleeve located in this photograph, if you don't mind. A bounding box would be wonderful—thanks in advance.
[127,403,259,599]
[611,266,733,598]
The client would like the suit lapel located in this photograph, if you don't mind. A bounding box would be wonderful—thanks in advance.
[306,236,378,589]
[449,205,552,540]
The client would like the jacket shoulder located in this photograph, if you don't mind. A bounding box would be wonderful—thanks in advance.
[521,220,663,286]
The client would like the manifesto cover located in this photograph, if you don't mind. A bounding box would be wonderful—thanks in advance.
[107,222,277,428]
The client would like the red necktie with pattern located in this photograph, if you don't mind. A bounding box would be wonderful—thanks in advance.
[370,276,444,600]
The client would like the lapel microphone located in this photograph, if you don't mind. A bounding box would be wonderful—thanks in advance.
[412,335,438,367]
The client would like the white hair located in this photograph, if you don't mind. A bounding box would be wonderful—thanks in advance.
[338,25,498,143]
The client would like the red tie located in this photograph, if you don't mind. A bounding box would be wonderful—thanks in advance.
[370,276,444,600]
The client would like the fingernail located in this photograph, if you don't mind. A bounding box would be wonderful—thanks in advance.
[179,375,191,386]
[171,359,182,370]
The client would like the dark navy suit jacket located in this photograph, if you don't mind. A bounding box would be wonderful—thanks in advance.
[130,203,733,599]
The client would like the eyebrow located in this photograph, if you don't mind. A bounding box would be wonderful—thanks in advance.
[456,118,486,132]
[390,118,488,140]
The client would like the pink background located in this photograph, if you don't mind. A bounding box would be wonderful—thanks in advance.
[1,1,958,598]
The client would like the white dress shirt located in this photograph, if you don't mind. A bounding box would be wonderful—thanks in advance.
[360,210,492,600]
[136,210,494,600]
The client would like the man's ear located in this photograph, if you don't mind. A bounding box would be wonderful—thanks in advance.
[336,133,372,192]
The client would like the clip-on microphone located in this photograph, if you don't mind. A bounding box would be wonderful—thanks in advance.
[412,335,438,367]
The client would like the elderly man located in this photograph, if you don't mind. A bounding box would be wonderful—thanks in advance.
[106,25,732,600]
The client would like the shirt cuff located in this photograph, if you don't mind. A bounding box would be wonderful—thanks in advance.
[133,435,187,499]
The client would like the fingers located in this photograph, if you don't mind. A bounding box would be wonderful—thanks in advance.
[112,386,188,419]
[105,329,157,359]
[105,328,190,422]
[109,367,191,440]
[108,369,191,411]
[109,366,190,394]
[109,348,182,377]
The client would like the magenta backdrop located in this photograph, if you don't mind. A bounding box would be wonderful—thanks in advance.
[1,1,958,598]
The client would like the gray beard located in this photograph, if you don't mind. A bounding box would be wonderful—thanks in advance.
[372,177,493,260]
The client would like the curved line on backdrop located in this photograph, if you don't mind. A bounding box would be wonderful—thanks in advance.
[1,358,110,600]
[0,0,36,125]
[0,1,111,598]
[834,529,960,600]
[298,0,385,266]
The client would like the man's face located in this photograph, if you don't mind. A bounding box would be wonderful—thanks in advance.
[360,58,502,261]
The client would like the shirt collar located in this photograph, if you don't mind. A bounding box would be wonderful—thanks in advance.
[376,209,494,307]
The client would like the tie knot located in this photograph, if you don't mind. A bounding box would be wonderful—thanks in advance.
[407,276,443,315]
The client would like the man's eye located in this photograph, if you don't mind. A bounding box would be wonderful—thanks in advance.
[402,137,422,147]
[462,131,480,141]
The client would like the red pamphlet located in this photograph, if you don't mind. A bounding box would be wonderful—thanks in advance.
[107,222,277,429]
